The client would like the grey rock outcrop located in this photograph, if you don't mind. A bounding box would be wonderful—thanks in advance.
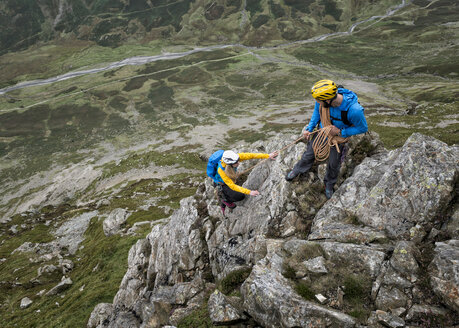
[103,208,130,236]
[46,276,73,296]
[241,239,357,328]
[13,210,98,257]
[428,240,459,312]
[20,297,33,309]
[89,132,458,327]
[208,289,246,325]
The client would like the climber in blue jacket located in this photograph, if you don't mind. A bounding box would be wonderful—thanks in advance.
[285,79,368,199]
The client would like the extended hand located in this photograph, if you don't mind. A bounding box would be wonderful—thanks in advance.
[250,190,260,196]
[330,126,341,136]
[269,151,278,159]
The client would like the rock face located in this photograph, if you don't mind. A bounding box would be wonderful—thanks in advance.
[103,208,130,236]
[89,132,458,327]
[428,240,459,312]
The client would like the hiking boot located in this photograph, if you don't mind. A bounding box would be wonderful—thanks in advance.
[325,187,334,199]
[221,199,236,209]
[285,170,298,182]
[220,204,226,216]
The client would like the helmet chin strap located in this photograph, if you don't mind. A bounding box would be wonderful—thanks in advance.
[323,94,337,107]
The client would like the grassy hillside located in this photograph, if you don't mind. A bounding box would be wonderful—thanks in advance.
[0,0,458,327]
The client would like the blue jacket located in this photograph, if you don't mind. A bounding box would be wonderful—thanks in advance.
[306,88,368,138]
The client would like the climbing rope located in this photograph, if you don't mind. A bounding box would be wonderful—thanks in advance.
[311,125,341,162]
[237,126,341,177]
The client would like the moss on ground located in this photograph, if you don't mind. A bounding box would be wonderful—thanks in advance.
[217,268,252,295]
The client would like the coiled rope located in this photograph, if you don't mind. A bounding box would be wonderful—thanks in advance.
[311,125,341,162]
[237,126,346,177]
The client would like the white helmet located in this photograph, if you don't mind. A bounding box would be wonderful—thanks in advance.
[222,150,239,165]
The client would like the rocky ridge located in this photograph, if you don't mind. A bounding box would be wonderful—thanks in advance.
[87,131,458,327]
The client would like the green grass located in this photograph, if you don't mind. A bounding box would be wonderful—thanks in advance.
[0,216,141,328]
[217,268,252,295]
[295,281,315,301]
[176,301,221,328]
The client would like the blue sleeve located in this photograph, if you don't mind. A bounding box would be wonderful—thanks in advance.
[306,102,321,132]
[341,104,368,138]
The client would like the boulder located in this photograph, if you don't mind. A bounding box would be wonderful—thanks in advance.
[207,289,246,325]
[20,297,33,309]
[428,240,459,312]
[310,133,458,241]
[240,240,357,328]
[46,276,73,296]
[87,303,113,328]
[103,208,129,236]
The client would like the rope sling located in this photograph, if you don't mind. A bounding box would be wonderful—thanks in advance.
[237,104,349,177]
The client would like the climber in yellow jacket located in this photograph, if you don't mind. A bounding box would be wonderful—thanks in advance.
[212,150,278,213]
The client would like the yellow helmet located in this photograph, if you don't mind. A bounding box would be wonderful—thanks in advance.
[311,80,338,100]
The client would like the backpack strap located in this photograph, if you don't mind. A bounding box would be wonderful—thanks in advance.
[330,111,352,126]
[341,110,351,126]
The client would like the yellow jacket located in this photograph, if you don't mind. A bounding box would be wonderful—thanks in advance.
[217,153,269,194]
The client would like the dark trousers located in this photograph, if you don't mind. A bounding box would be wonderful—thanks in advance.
[291,134,345,190]
[221,184,245,203]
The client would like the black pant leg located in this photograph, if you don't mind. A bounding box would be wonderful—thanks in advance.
[221,184,246,203]
[324,143,345,190]
[292,136,316,175]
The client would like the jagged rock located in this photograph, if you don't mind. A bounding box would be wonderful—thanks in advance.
[46,276,73,296]
[428,240,459,312]
[103,208,130,236]
[375,285,409,311]
[443,202,459,238]
[390,307,406,317]
[169,282,216,325]
[104,311,140,328]
[90,133,458,327]
[240,240,357,328]
[87,303,113,328]
[405,304,449,322]
[38,264,58,276]
[150,276,205,305]
[93,197,208,328]
[54,211,98,254]
[409,224,427,244]
[59,259,74,274]
[315,293,327,304]
[208,289,246,325]
[310,133,458,242]
[368,310,405,328]
[320,242,386,278]
[20,297,33,309]
[303,256,328,274]
[145,197,206,288]
[137,301,171,328]
[10,225,19,234]
[15,211,98,258]
[113,238,151,309]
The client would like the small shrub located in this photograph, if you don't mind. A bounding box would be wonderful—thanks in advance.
[218,268,252,295]
[295,281,315,300]
[282,264,296,280]
[343,274,368,300]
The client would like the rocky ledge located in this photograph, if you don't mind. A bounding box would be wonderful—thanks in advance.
[88,132,458,328]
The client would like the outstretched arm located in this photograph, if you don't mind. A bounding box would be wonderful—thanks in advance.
[238,153,270,161]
